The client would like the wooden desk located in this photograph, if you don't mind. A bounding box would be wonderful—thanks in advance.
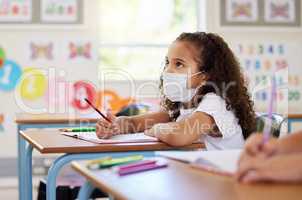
[15,113,98,124]
[72,159,302,200]
[20,130,203,200]
[20,130,204,154]
[16,113,99,200]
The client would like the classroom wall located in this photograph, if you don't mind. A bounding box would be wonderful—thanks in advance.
[0,0,99,163]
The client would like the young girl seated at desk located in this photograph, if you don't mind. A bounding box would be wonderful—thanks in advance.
[96,32,256,150]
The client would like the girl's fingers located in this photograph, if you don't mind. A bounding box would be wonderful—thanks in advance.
[97,120,115,129]
[144,129,154,137]
[95,124,116,139]
[106,109,117,122]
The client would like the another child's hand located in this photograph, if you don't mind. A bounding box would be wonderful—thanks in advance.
[245,133,278,156]
[96,110,119,139]
[238,133,279,165]
[236,154,302,183]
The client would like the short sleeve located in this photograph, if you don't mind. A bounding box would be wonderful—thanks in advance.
[194,93,242,138]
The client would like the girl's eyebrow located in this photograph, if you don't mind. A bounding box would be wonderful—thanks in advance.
[173,57,186,63]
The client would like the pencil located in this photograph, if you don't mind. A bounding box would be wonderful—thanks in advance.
[84,98,112,123]
[263,75,276,143]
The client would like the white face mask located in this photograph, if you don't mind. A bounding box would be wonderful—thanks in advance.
[162,72,202,102]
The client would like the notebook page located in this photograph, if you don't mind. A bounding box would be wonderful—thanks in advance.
[61,131,158,144]
[156,150,242,174]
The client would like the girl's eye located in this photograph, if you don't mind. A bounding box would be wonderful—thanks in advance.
[175,62,184,68]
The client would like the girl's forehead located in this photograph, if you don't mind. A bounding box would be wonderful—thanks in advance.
[167,41,200,62]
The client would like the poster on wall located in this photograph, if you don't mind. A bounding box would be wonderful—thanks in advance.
[0,0,83,25]
[220,0,301,27]
[0,0,32,23]
[232,42,302,115]
[226,0,259,22]
[40,0,80,23]
[264,0,296,23]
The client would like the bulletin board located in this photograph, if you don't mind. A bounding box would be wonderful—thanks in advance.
[0,0,83,24]
[231,42,302,115]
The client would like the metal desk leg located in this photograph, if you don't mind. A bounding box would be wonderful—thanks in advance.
[46,151,154,200]
[46,153,108,200]
[25,144,33,200]
[77,181,95,200]
[18,126,27,200]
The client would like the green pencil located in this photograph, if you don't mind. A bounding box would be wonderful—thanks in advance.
[59,127,96,132]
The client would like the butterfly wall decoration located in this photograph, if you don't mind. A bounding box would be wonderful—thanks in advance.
[69,42,91,59]
[30,42,53,60]
[232,2,252,18]
[270,2,289,19]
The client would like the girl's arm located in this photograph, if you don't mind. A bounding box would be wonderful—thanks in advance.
[119,111,171,133]
[145,111,215,146]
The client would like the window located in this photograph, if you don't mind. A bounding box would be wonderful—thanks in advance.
[98,0,201,80]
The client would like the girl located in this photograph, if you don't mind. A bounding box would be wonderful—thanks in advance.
[96,32,256,150]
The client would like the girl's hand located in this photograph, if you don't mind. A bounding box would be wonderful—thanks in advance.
[144,124,159,137]
[236,154,302,183]
[96,110,119,139]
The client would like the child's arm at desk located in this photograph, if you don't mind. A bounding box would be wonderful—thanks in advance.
[144,112,216,146]
[96,111,171,139]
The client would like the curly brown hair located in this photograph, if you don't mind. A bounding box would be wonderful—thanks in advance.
[159,32,256,139]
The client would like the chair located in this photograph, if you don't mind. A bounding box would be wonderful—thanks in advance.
[255,112,286,138]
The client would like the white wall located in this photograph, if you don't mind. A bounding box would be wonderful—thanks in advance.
[0,1,99,158]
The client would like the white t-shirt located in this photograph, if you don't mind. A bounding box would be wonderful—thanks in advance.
[176,93,244,150]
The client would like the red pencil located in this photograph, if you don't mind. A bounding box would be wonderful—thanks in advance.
[84,98,112,123]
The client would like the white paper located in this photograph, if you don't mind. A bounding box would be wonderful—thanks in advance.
[61,131,158,144]
[156,150,242,174]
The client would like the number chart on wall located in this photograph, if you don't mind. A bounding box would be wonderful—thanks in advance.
[232,42,302,115]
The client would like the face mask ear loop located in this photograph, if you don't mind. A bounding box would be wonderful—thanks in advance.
[186,71,205,89]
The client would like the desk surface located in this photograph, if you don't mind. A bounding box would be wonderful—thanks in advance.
[15,113,99,124]
[20,130,204,154]
[72,159,302,200]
